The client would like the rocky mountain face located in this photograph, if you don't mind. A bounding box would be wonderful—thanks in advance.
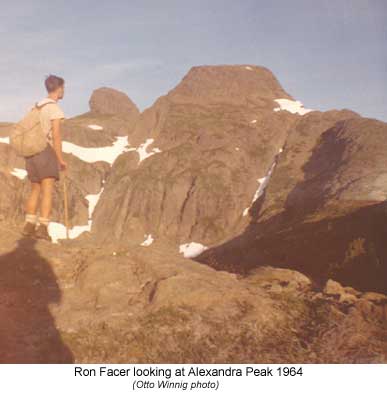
[91,65,300,245]
[197,114,387,293]
[1,65,386,363]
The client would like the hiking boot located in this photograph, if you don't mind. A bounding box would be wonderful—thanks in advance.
[35,224,52,242]
[22,222,36,237]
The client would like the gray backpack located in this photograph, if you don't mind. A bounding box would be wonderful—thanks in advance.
[10,102,54,157]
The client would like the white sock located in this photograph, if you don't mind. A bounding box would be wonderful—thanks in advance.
[25,214,37,224]
[38,217,50,227]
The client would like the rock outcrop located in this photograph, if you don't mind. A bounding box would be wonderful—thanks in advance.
[254,109,361,221]
[197,115,387,293]
[89,87,139,131]
[0,221,385,363]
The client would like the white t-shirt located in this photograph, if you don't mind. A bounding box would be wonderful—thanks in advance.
[35,98,65,144]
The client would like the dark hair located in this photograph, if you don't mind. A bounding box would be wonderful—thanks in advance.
[44,74,65,93]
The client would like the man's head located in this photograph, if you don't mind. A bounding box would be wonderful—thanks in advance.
[44,74,65,100]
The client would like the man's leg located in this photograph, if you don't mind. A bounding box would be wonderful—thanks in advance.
[22,182,40,236]
[35,177,55,241]
[39,177,55,223]
[25,182,41,215]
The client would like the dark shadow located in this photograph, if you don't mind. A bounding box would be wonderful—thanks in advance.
[284,123,348,219]
[196,123,387,293]
[0,237,74,363]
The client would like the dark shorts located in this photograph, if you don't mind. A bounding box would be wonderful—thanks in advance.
[25,144,60,183]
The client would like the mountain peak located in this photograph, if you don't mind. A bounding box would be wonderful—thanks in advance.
[89,87,139,117]
[168,64,293,105]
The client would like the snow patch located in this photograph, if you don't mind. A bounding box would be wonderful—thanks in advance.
[250,119,257,124]
[235,147,240,151]
[45,135,161,242]
[2,132,161,167]
[10,168,27,180]
[179,242,208,258]
[273,98,313,115]
[62,136,129,165]
[141,234,154,246]
[48,221,92,243]
[135,138,162,163]
[48,186,104,243]
[87,124,103,130]
[245,66,253,71]
[255,164,275,201]
[1,134,129,166]
[243,162,276,217]
[85,187,104,219]
[242,207,250,217]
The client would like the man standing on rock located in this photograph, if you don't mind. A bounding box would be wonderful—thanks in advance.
[22,75,67,241]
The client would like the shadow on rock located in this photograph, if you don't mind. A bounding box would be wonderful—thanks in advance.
[0,237,74,363]
[196,124,387,293]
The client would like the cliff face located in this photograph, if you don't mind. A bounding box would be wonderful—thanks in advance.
[197,115,387,293]
[91,65,301,245]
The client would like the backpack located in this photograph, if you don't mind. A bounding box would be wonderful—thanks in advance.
[10,101,54,157]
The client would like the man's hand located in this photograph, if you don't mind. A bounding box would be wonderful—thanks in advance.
[59,159,67,172]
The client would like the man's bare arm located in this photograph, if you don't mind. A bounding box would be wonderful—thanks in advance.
[51,118,67,171]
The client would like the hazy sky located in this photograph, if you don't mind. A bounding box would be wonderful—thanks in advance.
[1,0,386,122]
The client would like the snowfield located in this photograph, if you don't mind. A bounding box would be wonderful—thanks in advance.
[62,136,130,165]
[0,129,161,167]
[273,98,314,115]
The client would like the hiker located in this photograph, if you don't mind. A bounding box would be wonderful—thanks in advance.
[21,75,67,241]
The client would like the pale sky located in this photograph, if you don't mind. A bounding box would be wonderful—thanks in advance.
[1,0,386,122]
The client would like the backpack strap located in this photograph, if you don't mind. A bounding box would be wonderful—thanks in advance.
[35,100,56,110]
